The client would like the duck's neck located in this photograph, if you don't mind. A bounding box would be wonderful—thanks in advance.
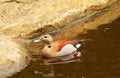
[44,41,52,47]
[47,44,51,48]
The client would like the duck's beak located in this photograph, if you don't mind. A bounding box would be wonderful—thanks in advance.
[33,38,42,42]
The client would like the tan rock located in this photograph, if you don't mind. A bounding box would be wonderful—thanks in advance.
[0,0,118,38]
[54,0,120,40]
[0,35,31,78]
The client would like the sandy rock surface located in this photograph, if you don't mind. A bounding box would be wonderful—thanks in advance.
[0,35,31,78]
[0,0,117,38]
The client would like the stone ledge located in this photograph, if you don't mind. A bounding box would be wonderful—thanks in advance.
[0,0,118,39]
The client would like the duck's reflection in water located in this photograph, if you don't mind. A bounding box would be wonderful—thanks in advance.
[34,53,81,77]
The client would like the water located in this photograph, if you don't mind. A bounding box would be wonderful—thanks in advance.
[10,17,120,78]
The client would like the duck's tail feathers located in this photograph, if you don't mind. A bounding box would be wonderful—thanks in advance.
[74,40,85,49]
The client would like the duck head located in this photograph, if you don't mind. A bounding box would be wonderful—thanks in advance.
[33,34,53,44]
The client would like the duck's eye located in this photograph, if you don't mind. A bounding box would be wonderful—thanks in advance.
[48,45,51,48]
[44,36,47,38]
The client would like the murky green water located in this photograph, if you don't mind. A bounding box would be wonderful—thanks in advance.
[10,17,120,78]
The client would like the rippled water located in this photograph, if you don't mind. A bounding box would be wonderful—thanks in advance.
[10,17,120,78]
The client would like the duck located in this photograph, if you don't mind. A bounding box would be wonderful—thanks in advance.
[33,34,84,57]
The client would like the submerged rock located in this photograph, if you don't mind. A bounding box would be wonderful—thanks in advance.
[0,35,31,78]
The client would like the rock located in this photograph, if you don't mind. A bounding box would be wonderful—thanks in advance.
[53,0,120,40]
[0,35,31,78]
[0,0,118,38]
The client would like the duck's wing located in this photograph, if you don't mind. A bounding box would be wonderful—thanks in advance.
[57,44,77,56]
[57,41,74,51]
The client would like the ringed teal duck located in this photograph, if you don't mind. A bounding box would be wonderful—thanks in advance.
[33,34,83,57]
